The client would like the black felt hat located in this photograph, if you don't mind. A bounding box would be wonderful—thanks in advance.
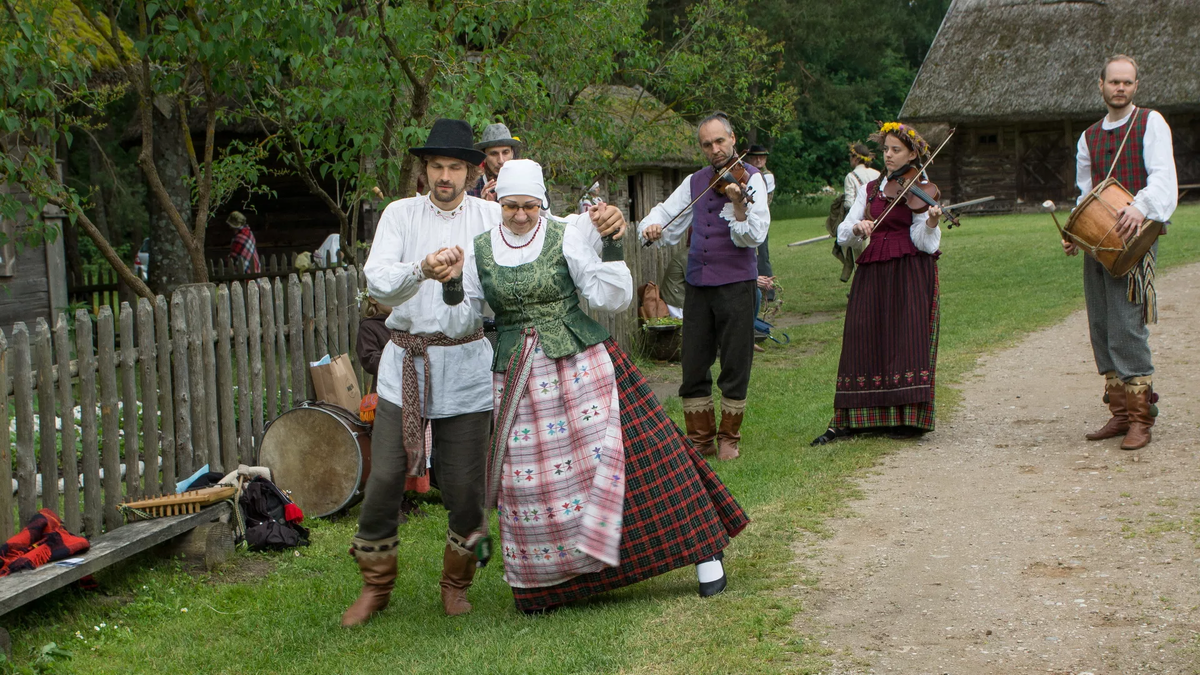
[746,144,770,156]
[409,119,486,165]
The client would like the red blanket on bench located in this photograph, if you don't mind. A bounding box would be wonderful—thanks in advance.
[0,509,90,576]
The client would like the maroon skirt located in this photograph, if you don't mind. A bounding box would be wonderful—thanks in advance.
[832,253,940,427]
[510,340,749,612]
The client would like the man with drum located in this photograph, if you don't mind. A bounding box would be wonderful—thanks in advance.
[1064,55,1177,451]
[346,119,627,625]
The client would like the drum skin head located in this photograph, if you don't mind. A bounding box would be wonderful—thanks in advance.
[260,406,366,518]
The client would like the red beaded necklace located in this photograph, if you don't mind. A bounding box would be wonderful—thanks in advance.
[498,217,542,249]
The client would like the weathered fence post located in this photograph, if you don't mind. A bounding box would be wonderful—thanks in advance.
[324,271,338,356]
[185,290,208,473]
[34,319,59,514]
[288,274,304,406]
[171,293,194,478]
[314,270,328,358]
[155,296,176,490]
[76,310,102,536]
[231,282,253,464]
[97,307,121,530]
[198,287,220,470]
[0,330,12,536]
[12,323,36,527]
[347,265,362,387]
[216,286,237,472]
[336,268,350,358]
[248,280,265,448]
[137,299,160,496]
[55,315,81,533]
[274,279,290,411]
[119,304,140,501]
[260,279,278,420]
[302,273,316,400]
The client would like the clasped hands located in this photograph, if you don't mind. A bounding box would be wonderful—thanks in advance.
[421,246,465,283]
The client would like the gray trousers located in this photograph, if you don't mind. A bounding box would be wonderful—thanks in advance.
[355,398,489,541]
[1083,250,1154,381]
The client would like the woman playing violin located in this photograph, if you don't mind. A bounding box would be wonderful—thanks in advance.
[812,122,944,445]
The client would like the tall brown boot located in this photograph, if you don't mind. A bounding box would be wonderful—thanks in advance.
[341,536,399,627]
[682,397,718,457]
[1121,377,1155,450]
[1086,372,1129,441]
[717,398,746,461]
[440,531,478,616]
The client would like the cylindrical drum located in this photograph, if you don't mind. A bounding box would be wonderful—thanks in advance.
[259,402,372,518]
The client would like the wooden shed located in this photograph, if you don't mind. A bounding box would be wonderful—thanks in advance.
[0,177,69,333]
[899,0,1200,211]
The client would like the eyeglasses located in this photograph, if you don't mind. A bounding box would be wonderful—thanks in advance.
[500,202,542,214]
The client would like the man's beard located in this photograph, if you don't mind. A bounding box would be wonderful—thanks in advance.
[432,182,464,203]
[1104,91,1132,110]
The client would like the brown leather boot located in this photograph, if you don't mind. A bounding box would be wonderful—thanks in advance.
[682,397,718,457]
[717,398,746,461]
[1086,372,1129,441]
[440,531,478,616]
[1121,377,1155,450]
[341,536,399,627]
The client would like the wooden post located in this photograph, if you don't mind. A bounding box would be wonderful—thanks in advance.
[273,278,290,411]
[171,293,194,478]
[97,307,121,531]
[302,273,316,400]
[54,316,80,534]
[0,330,11,537]
[155,297,175,490]
[216,286,236,473]
[247,281,265,451]
[34,319,59,514]
[346,266,362,387]
[324,271,338,356]
[199,287,220,470]
[314,270,328,358]
[137,299,160,497]
[259,279,278,421]
[12,324,36,527]
[288,274,304,406]
[185,290,208,472]
[119,304,140,501]
[76,311,101,536]
[336,268,350,358]
[231,283,252,465]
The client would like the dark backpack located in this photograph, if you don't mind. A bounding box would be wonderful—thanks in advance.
[239,477,310,551]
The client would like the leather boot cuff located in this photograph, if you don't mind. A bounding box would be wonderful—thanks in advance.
[446,530,474,557]
[1103,371,1122,389]
[682,397,716,414]
[721,398,747,415]
[1124,376,1152,395]
[350,535,399,561]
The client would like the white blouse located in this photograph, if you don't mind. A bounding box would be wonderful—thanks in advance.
[461,214,634,314]
[835,175,942,254]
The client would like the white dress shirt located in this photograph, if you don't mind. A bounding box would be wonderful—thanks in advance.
[836,175,941,255]
[462,214,633,314]
[635,170,771,248]
[362,194,497,417]
[1075,107,1178,222]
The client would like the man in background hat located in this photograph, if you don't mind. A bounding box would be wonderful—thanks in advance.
[345,118,627,626]
[469,122,523,201]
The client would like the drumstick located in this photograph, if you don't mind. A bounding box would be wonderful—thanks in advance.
[1042,200,1068,240]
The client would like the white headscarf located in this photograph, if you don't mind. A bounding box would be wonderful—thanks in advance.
[495,158,548,208]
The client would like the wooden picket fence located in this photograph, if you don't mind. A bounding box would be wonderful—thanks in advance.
[2,267,365,539]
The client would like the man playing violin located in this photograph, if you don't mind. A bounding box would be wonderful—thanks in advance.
[812,122,944,446]
[1064,54,1177,451]
[638,112,771,461]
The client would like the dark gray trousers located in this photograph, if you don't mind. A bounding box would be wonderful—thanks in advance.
[355,398,489,541]
[679,280,757,401]
[1083,249,1154,381]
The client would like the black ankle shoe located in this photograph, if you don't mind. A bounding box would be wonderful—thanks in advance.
[697,553,727,597]
[811,427,853,446]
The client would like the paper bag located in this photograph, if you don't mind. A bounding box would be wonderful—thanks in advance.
[310,353,362,411]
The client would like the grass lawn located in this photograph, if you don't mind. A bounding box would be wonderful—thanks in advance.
[6,205,1200,674]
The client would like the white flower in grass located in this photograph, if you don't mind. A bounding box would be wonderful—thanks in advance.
[99,622,105,628]
[180,607,188,613]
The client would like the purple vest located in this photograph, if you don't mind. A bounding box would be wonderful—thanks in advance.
[685,164,761,287]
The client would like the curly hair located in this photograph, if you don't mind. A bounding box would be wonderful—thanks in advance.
[870,122,930,161]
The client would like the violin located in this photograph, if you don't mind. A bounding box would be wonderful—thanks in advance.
[881,164,960,228]
[714,160,757,205]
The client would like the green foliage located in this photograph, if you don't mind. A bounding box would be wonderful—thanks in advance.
[0,642,72,675]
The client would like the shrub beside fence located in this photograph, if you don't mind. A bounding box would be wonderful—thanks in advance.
[3,268,365,539]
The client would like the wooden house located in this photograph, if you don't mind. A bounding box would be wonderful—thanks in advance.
[899,0,1200,212]
[0,173,69,332]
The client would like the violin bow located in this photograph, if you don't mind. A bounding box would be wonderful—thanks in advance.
[642,149,755,247]
[871,129,956,227]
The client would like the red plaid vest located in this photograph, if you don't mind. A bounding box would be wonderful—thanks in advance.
[1084,107,1150,194]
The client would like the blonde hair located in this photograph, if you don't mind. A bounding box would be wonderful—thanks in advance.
[1101,54,1139,80]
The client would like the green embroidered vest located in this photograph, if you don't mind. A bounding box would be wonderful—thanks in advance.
[475,219,610,372]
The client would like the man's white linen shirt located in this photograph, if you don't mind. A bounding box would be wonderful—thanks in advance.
[363,194,498,417]
[635,171,771,248]
[1075,107,1177,222]
[461,214,633,314]
[844,165,881,210]
[835,174,941,254]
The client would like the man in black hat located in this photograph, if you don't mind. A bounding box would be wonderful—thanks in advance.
[346,118,627,626]
[468,122,523,201]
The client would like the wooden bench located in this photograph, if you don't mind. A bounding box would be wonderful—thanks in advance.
[0,503,232,651]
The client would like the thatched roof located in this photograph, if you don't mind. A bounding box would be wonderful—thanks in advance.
[900,0,1200,123]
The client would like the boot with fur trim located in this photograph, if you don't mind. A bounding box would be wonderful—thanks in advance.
[342,536,399,627]
[1086,371,1129,441]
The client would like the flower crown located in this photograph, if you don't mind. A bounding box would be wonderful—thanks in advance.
[849,144,874,164]
[875,121,930,157]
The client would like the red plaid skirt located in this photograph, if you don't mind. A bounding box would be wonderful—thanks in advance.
[510,340,749,612]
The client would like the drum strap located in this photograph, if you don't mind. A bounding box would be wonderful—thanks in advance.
[389,328,486,476]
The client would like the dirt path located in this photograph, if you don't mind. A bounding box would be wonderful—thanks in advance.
[798,262,1200,675]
